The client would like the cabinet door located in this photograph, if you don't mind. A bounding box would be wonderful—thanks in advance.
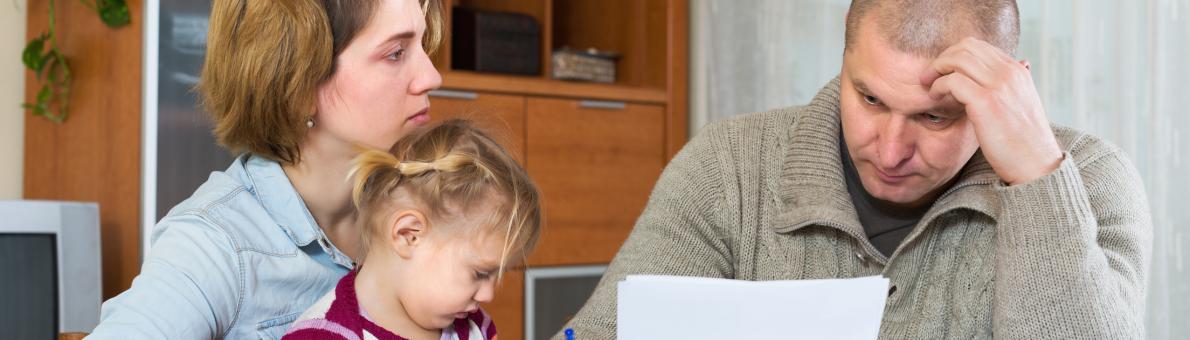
[429,90,526,163]
[526,98,666,266]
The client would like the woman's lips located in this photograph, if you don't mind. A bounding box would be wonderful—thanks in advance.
[408,108,431,124]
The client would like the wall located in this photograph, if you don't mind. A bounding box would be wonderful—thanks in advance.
[690,1,1190,338]
[1,0,26,199]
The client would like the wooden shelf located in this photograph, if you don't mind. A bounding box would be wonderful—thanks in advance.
[441,71,668,104]
[427,1,688,336]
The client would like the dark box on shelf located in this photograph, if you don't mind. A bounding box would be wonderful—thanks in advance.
[451,7,541,76]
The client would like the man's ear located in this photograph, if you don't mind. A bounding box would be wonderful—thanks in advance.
[387,210,429,259]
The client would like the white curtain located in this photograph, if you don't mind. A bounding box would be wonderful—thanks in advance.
[690,1,1190,338]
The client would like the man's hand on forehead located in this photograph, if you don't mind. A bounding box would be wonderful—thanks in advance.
[918,37,1063,186]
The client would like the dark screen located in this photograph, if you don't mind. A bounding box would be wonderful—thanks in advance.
[533,275,601,340]
[0,234,58,340]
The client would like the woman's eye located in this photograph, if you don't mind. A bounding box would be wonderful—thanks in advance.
[862,95,881,106]
[386,48,406,61]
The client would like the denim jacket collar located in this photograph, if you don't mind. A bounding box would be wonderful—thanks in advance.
[232,154,323,247]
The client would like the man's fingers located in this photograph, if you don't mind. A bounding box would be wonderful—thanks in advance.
[920,37,1015,87]
[961,37,1015,65]
[919,61,948,88]
[927,73,983,110]
[922,51,997,88]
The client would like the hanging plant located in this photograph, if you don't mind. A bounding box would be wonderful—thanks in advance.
[82,0,131,27]
[21,0,131,123]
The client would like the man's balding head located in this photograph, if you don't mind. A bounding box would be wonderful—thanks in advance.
[844,0,1020,57]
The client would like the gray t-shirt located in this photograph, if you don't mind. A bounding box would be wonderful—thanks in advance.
[840,138,929,257]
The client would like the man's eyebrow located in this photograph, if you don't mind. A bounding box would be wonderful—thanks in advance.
[853,80,873,95]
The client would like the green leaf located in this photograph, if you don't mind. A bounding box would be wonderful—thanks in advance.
[22,34,48,72]
[96,0,130,27]
[37,84,53,103]
[30,103,47,118]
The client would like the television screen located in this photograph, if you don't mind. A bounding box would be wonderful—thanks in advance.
[0,234,58,339]
[526,266,606,340]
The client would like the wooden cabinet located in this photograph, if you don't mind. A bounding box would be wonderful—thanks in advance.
[24,0,144,300]
[430,1,687,339]
[429,91,528,163]
[525,98,665,266]
[428,91,669,340]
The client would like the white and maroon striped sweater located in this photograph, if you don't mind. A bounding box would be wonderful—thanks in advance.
[284,270,498,340]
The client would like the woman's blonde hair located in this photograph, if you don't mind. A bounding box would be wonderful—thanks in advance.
[349,119,543,276]
[199,0,444,164]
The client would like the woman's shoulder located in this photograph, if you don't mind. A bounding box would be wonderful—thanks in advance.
[157,155,255,218]
[152,155,299,253]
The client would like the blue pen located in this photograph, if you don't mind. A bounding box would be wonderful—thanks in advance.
[565,328,575,340]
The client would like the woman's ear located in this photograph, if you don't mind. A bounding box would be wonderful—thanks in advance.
[387,210,429,259]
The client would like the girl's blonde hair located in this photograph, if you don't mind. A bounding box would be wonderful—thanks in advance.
[349,119,542,276]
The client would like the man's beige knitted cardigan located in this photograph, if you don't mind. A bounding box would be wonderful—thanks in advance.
[557,78,1152,339]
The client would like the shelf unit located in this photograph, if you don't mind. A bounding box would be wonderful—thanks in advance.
[427,1,688,339]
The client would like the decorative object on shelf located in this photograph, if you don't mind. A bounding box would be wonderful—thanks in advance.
[551,47,620,84]
[451,7,541,76]
[21,0,131,123]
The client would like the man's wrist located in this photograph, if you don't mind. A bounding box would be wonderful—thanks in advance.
[995,153,1096,246]
[1004,151,1066,186]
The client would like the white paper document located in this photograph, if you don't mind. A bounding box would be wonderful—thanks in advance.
[617,275,890,340]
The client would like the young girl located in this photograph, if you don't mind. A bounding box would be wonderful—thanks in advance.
[283,119,542,340]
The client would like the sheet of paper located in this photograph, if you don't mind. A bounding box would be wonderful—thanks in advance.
[617,275,889,340]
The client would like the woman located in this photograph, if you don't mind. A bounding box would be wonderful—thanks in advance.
[89,0,443,338]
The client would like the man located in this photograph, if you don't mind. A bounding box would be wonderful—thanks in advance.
[557,0,1152,338]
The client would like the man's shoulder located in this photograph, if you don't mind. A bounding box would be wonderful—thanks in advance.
[1051,124,1131,168]
[667,106,806,184]
[689,106,804,157]
[701,105,803,137]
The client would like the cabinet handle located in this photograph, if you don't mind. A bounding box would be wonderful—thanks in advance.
[578,100,626,110]
[429,89,478,100]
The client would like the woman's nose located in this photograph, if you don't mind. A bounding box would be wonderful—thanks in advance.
[409,49,443,95]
